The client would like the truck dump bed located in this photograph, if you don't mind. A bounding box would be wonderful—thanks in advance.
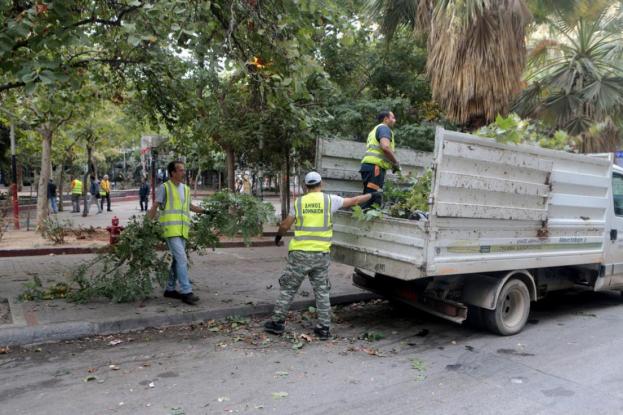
[318,128,613,280]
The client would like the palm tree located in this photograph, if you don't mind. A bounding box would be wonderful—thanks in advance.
[369,0,532,129]
[513,8,623,136]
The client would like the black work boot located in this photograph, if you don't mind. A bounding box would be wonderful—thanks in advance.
[179,292,199,305]
[264,320,285,335]
[163,290,182,299]
[314,324,331,340]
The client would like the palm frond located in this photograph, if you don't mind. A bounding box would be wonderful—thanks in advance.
[426,0,532,126]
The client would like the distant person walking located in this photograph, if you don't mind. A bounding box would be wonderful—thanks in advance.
[70,176,82,213]
[100,174,112,212]
[85,175,102,215]
[47,179,58,214]
[139,178,150,211]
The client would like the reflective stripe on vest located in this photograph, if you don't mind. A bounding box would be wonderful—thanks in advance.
[361,124,395,170]
[72,180,83,194]
[159,181,191,239]
[289,192,333,252]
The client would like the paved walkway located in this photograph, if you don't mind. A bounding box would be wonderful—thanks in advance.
[0,245,374,346]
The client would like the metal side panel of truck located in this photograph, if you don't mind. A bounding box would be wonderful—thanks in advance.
[318,129,623,335]
[322,128,613,280]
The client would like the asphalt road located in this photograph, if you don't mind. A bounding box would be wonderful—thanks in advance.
[2,290,623,415]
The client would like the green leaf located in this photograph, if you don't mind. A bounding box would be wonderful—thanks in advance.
[128,36,141,47]
[272,392,289,399]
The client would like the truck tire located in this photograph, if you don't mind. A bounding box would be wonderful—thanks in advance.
[483,279,530,336]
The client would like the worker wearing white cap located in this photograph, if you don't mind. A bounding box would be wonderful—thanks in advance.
[265,171,380,340]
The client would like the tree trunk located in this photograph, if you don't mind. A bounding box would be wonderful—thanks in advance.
[194,168,201,194]
[57,163,65,212]
[225,146,236,191]
[36,127,52,231]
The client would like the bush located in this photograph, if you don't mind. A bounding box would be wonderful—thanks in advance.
[40,217,73,244]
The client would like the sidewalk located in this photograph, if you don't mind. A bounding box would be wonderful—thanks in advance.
[0,198,285,251]
[0,244,376,346]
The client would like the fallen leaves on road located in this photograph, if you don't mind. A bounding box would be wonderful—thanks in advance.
[217,396,230,402]
[274,371,289,377]
[362,347,385,357]
[272,392,288,400]
[410,358,426,381]
[108,339,123,346]
[410,358,425,371]
[360,331,385,342]
[83,375,97,382]
[0,347,9,354]
[109,365,120,371]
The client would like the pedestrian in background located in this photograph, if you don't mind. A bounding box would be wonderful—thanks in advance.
[264,172,379,340]
[100,174,112,212]
[139,178,150,211]
[47,179,58,214]
[86,175,102,215]
[70,175,82,213]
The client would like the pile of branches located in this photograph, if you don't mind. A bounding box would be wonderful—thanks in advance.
[353,171,432,222]
[69,191,275,303]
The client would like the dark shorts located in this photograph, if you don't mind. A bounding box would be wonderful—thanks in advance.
[360,163,386,194]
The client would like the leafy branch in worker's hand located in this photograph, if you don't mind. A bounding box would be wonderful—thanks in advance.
[352,170,432,222]
[191,191,275,250]
[68,191,275,303]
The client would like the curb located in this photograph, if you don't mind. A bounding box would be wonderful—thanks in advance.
[0,239,287,257]
[0,292,379,347]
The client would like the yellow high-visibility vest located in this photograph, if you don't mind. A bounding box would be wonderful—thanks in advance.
[71,179,83,194]
[159,181,191,239]
[101,179,110,193]
[288,192,332,252]
[361,123,395,170]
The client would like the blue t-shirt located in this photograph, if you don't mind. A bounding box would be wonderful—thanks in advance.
[376,125,392,142]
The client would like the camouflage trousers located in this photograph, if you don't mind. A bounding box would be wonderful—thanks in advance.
[271,251,332,328]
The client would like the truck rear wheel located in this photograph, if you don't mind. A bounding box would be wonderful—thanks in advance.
[483,279,530,335]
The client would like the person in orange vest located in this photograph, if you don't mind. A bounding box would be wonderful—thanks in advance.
[100,174,112,212]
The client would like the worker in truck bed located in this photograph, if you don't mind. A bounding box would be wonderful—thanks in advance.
[360,110,401,208]
[264,171,380,340]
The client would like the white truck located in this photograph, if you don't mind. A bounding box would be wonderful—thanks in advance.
[316,128,623,335]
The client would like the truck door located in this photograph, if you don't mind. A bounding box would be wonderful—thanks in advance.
[603,169,623,288]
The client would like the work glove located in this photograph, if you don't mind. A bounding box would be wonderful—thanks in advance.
[370,190,383,207]
[392,162,401,174]
[275,234,282,246]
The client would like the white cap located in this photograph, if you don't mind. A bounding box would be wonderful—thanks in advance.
[304,171,322,186]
